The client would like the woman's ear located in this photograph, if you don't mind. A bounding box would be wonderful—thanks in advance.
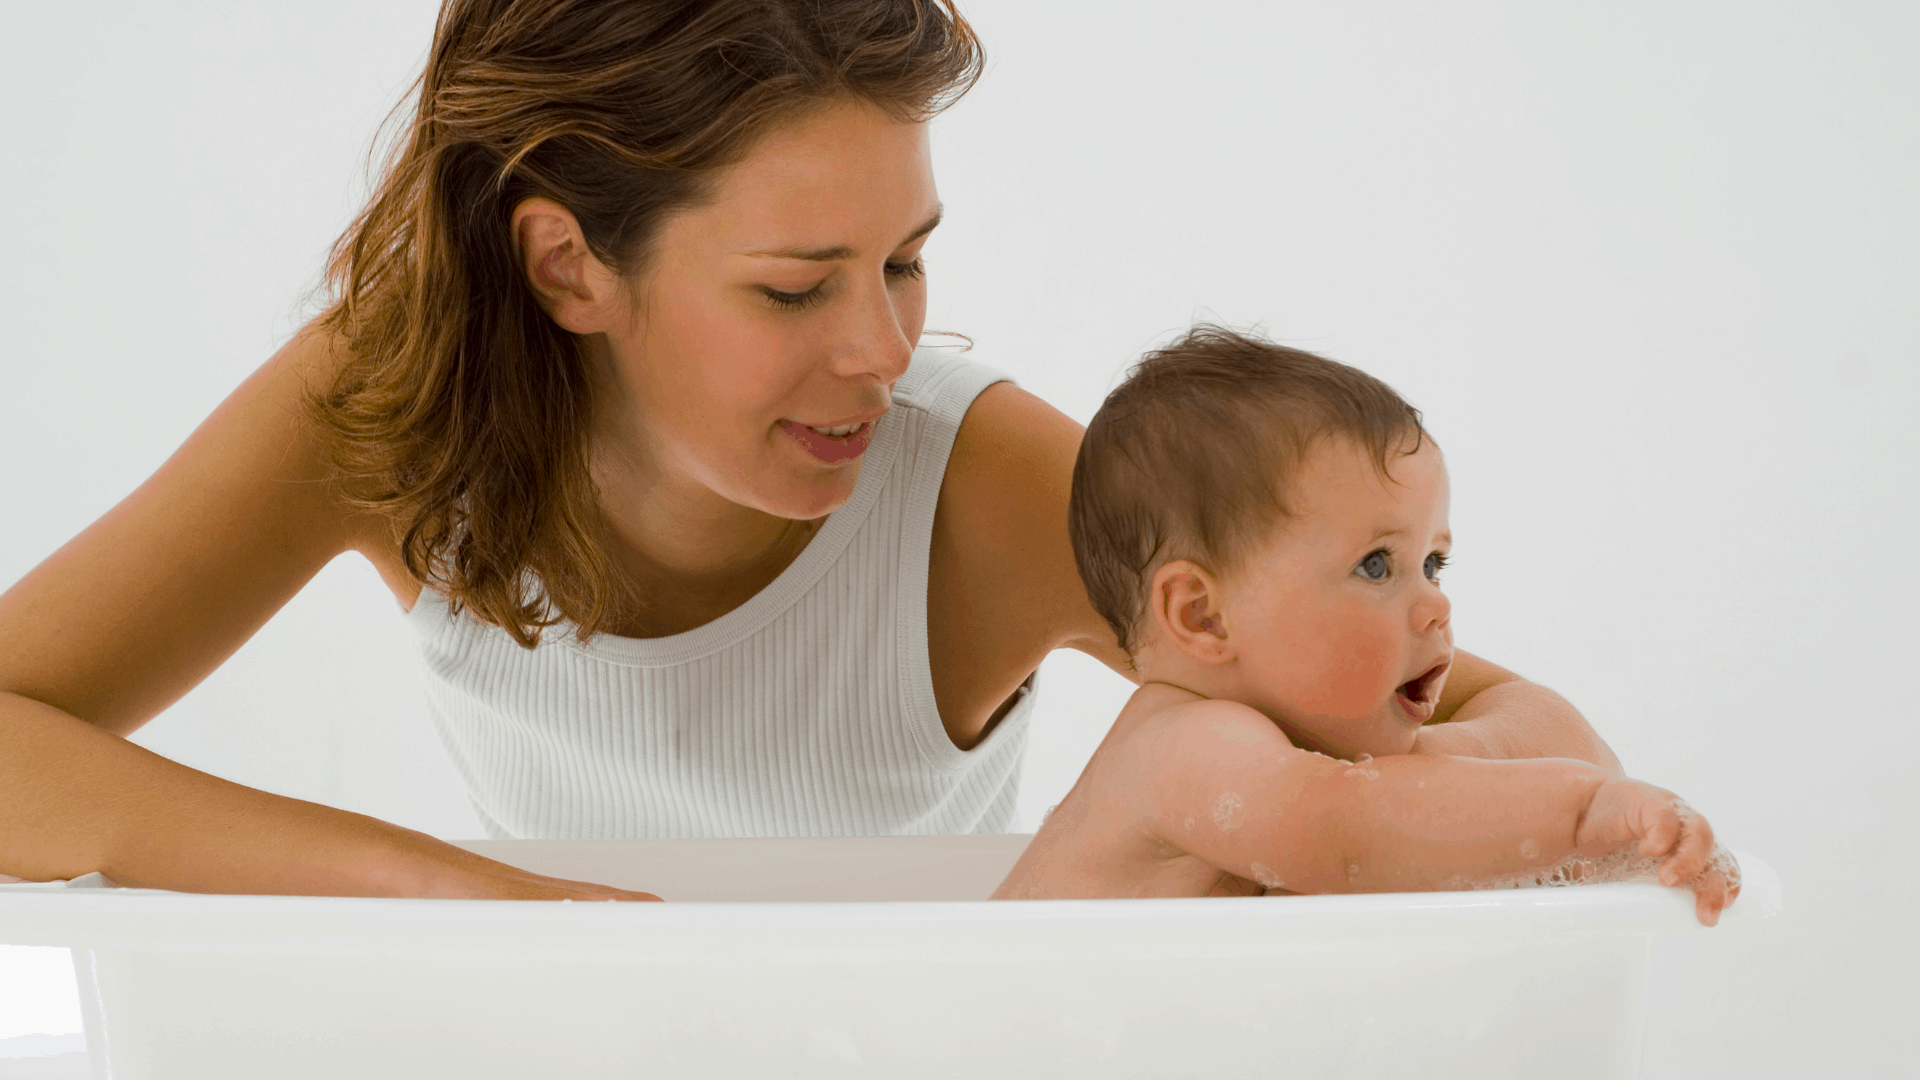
[511,197,621,334]
[1147,560,1236,666]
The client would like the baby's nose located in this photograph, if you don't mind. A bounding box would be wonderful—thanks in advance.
[1413,584,1451,631]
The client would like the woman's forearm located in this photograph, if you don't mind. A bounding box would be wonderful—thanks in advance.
[0,690,459,895]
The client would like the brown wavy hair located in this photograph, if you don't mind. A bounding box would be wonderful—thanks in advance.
[1069,325,1429,658]
[310,0,982,647]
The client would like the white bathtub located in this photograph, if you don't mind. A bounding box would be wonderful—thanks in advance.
[0,836,1779,1079]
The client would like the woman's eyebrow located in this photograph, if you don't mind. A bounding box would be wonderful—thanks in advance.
[740,207,943,262]
[898,207,943,247]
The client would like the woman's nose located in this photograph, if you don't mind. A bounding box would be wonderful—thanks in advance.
[829,274,914,385]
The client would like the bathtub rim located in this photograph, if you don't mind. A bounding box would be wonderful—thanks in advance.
[0,848,1779,961]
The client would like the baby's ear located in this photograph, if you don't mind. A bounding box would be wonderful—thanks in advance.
[1148,561,1236,666]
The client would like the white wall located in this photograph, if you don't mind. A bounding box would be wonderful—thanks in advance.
[2,1,1913,1075]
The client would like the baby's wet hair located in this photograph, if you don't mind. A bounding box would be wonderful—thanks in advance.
[1069,324,1428,657]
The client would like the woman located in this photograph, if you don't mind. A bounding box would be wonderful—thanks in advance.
[0,0,1616,900]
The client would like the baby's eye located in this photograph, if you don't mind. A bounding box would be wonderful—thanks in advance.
[1356,550,1390,581]
[1424,552,1449,582]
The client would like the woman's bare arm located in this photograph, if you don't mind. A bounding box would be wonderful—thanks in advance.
[0,328,654,899]
[928,381,1136,750]
[1,331,351,735]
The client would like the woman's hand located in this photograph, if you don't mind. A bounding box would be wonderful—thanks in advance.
[414,845,668,895]
[420,866,664,902]
[386,833,664,902]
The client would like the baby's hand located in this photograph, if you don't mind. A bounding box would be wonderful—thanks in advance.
[1575,779,1741,925]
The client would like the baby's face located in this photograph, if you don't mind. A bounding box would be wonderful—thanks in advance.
[1219,434,1453,760]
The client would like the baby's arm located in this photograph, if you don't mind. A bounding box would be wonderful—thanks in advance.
[1151,702,1736,923]
[1412,652,1621,773]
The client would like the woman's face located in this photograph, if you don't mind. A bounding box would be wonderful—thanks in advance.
[593,100,939,523]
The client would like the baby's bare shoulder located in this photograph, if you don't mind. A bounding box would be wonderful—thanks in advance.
[1102,694,1297,792]
[1160,698,1293,757]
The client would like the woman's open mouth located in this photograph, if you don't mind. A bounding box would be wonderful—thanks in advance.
[1393,660,1450,723]
[778,418,874,465]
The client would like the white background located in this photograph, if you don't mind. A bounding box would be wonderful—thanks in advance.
[1,1,1914,1075]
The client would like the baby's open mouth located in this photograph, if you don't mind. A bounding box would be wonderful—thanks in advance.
[1394,660,1449,722]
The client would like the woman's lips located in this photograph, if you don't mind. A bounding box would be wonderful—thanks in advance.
[778,418,873,464]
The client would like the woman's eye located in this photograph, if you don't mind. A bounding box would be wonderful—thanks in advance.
[764,260,918,311]
[1356,550,1390,581]
[762,284,828,311]
[1424,552,1449,582]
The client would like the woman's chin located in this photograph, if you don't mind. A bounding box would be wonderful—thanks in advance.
[761,468,860,522]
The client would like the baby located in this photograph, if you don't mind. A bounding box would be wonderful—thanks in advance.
[994,326,1740,924]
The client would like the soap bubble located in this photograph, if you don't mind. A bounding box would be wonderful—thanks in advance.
[1212,792,1245,831]
[1710,846,1740,889]
[1688,845,1741,890]
[1249,862,1285,889]
[1460,848,1664,891]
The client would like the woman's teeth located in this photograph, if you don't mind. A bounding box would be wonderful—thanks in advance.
[807,422,863,438]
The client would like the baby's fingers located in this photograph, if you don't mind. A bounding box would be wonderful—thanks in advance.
[1637,811,1679,858]
[1657,801,1716,887]
[1686,847,1742,927]
[1691,870,1728,926]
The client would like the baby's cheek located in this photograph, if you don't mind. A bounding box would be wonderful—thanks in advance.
[1291,620,1399,717]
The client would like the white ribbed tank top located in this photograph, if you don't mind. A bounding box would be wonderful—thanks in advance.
[405,349,1034,839]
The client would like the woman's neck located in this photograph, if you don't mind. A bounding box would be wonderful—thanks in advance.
[590,454,825,640]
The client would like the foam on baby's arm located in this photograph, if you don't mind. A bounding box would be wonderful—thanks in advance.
[1156,712,1626,896]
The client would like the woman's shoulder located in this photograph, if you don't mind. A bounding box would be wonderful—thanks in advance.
[930,371,1129,669]
[271,323,419,605]
[191,321,415,606]
[180,319,368,552]
[189,321,414,592]
[296,327,420,601]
